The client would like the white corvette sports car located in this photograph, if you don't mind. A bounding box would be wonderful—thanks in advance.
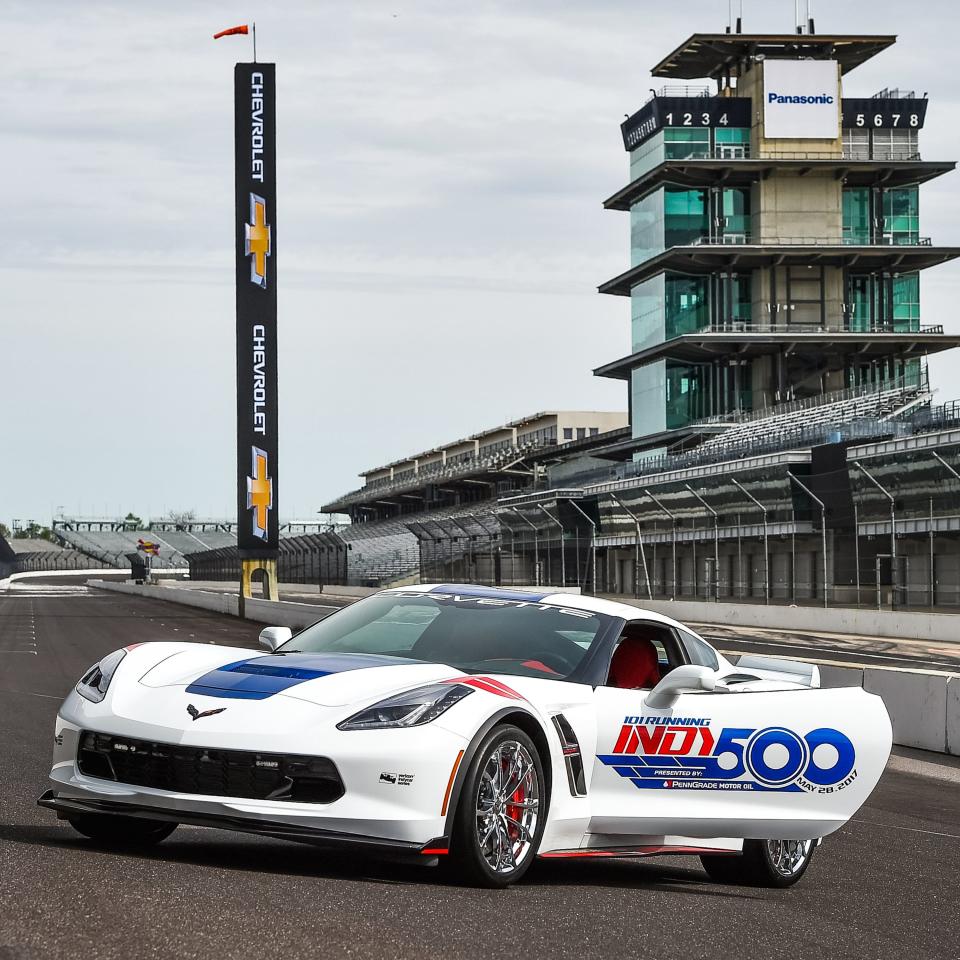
[40,584,892,888]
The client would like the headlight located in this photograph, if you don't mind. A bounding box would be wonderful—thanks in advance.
[337,682,473,731]
[76,649,127,703]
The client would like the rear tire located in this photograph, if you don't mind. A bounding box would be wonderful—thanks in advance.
[67,813,177,846]
[700,839,816,888]
[448,725,546,888]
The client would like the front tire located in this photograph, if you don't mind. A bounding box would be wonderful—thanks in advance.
[448,724,546,888]
[700,838,817,888]
[67,813,177,846]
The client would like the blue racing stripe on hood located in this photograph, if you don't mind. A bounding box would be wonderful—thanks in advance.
[428,584,550,602]
[185,652,419,700]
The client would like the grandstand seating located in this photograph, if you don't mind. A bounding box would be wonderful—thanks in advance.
[331,438,557,511]
[55,524,294,567]
[51,520,345,577]
[6,539,95,572]
[696,381,928,451]
[54,529,158,568]
[339,519,421,586]
[340,501,500,585]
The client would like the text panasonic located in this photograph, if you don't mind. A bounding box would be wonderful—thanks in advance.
[767,92,834,104]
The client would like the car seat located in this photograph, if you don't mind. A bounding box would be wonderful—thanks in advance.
[607,633,661,689]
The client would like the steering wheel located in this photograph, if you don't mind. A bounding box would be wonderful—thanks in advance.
[525,648,579,674]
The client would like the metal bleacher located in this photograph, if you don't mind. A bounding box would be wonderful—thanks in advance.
[695,378,930,452]
[342,501,500,586]
[53,525,243,570]
[6,538,94,573]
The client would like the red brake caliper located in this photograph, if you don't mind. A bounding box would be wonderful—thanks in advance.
[507,781,524,841]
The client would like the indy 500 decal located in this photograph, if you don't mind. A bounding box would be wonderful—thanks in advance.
[598,716,857,793]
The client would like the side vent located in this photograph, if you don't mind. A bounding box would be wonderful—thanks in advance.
[551,714,587,797]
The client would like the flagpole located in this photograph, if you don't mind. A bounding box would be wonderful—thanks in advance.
[253,22,257,62]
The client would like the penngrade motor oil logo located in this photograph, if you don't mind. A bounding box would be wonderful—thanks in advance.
[598,716,858,794]
[245,192,271,288]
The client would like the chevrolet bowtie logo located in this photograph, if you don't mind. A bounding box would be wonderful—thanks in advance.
[245,193,271,288]
[247,445,273,540]
[187,704,226,722]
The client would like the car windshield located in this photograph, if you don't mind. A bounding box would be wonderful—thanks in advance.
[281,591,614,680]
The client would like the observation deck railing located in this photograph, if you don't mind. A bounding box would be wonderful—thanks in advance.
[657,145,922,162]
[680,321,943,335]
[688,234,932,246]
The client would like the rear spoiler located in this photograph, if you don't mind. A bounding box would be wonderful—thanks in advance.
[733,654,820,689]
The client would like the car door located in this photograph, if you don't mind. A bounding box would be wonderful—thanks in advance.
[587,623,891,845]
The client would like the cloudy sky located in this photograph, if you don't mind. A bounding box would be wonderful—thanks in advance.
[4,0,959,528]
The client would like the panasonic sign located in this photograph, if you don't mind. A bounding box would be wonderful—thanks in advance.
[762,59,840,139]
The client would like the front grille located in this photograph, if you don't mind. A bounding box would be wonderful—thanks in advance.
[77,731,344,804]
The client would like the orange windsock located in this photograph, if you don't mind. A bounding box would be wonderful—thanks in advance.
[213,24,249,39]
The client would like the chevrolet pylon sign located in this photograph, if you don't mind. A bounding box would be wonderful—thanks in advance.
[234,63,279,553]
[762,59,840,140]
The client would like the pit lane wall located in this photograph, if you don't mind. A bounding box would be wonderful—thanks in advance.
[604,596,960,645]
[89,580,960,757]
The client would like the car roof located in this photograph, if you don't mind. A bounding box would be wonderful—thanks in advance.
[386,583,690,632]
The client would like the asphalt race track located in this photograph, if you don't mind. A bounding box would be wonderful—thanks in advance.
[1,585,958,960]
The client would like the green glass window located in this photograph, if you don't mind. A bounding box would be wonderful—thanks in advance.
[631,363,667,439]
[891,273,920,329]
[846,275,871,332]
[729,274,752,323]
[720,188,750,241]
[713,127,750,157]
[843,186,919,245]
[665,276,709,338]
[664,360,753,428]
[630,131,666,180]
[845,272,920,332]
[631,275,665,352]
[843,188,871,244]
[882,186,919,244]
[630,191,665,266]
[845,357,923,390]
[664,127,710,161]
[665,363,706,429]
[714,127,750,143]
[663,188,709,248]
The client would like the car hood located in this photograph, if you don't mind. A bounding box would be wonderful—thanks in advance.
[138,649,462,707]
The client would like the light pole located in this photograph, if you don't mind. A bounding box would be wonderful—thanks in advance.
[509,507,540,586]
[853,461,897,609]
[684,484,719,602]
[567,500,597,594]
[929,451,960,607]
[731,477,770,604]
[788,473,829,608]
[610,494,652,599]
[644,488,677,600]
[538,505,566,588]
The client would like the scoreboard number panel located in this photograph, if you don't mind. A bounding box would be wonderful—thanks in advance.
[622,97,751,150]
[842,99,927,129]
[623,97,928,151]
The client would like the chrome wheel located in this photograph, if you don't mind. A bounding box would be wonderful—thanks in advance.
[766,839,814,878]
[475,739,540,875]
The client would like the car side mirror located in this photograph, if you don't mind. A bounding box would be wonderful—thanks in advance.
[645,665,717,709]
[259,626,293,652]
